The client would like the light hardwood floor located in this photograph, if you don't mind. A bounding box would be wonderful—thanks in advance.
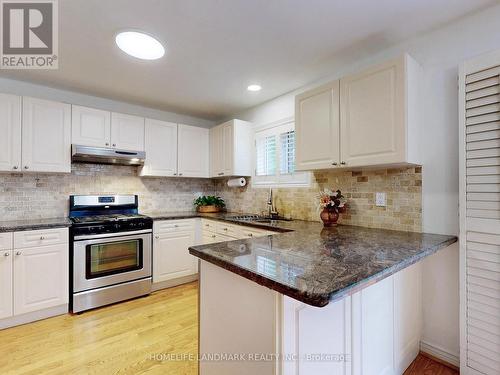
[0,282,198,375]
[0,282,456,375]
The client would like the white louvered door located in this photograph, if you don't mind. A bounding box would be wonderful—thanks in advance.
[461,58,500,375]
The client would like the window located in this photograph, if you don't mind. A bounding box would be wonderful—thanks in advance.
[253,118,310,188]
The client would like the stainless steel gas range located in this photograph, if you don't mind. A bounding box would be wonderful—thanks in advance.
[69,195,153,313]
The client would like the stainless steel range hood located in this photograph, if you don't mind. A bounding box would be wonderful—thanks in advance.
[71,145,146,166]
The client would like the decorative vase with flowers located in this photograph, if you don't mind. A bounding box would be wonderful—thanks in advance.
[317,189,347,227]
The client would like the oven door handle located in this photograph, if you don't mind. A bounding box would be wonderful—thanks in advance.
[73,229,152,241]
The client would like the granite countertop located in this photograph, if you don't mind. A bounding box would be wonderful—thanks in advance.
[0,217,72,232]
[188,214,457,307]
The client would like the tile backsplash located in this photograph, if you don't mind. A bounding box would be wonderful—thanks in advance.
[0,164,421,232]
[216,167,422,232]
[0,164,213,221]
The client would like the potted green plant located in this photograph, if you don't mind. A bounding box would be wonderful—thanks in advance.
[193,195,226,213]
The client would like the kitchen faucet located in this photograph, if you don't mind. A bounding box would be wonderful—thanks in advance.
[267,188,278,218]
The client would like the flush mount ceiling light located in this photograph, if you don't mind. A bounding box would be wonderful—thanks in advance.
[247,84,262,92]
[115,31,165,60]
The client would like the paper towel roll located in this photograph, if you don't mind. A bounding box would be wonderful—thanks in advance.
[227,177,246,187]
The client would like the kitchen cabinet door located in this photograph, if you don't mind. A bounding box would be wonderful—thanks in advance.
[0,93,21,173]
[221,121,234,176]
[178,124,209,177]
[141,119,177,176]
[72,105,111,148]
[111,112,145,151]
[153,231,197,283]
[295,81,340,170]
[340,56,406,167]
[13,243,68,315]
[0,249,13,320]
[209,125,223,177]
[22,97,71,173]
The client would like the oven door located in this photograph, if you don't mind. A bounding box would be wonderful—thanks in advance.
[73,231,152,293]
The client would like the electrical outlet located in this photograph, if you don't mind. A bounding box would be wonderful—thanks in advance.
[375,192,386,207]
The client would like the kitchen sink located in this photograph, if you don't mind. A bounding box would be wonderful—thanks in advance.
[227,215,292,222]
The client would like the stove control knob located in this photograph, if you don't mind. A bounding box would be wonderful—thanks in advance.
[138,222,145,227]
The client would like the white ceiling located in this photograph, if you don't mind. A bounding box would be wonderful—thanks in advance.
[2,0,497,120]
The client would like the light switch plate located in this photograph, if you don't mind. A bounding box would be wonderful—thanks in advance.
[375,192,387,207]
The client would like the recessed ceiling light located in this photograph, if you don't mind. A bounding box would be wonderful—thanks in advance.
[247,84,262,92]
[115,31,165,60]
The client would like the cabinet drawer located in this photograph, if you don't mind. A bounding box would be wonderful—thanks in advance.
[239,227,274,239]
[215,222,240,238]
[203,233,237,244]
[14,228,68,249]
[0,233,13,250]
[201,219,217,233]
[154,219,195,234]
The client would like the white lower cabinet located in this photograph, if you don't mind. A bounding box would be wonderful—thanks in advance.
[153,220,197,285]
[199,260,422,375]
[0,228,68,329]
[282,263,421,375]
[13,243,68,315]
[0,248,13,320]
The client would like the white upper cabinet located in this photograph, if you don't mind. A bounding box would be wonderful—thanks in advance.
[340,55,420,167]
[110,112,145,151]
[140,119,178,177]
[22,97,71,173]
[209,125,223,176]
[295,81,340,170]
[178,124,209,178]
[71,105,111,148]
[295,54,421,170]
[0,94,21,172]
[209,119,253,177]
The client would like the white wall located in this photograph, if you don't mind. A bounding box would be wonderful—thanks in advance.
[0,77,214,128]
[227,3,500,363]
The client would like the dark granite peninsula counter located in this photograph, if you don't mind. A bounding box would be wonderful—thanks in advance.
[189,219,456,307]
[189,216,457,375]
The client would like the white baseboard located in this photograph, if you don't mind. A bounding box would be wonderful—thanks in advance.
[420,340,460,368]
[152,274,198,292]
[0,304,68,330]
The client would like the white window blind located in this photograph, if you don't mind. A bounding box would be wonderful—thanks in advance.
[463,64,500,375]
[280,130,295,174]
[253,119,310,188]
[256,135,277,176]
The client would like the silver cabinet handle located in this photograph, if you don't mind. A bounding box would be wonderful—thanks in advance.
[340,161,346,165]
[155,235,160,239]
[105,142,109,146]
[13,166,18,170]
[247,233,253,237]
[173,173,177,176]
[4,252,9,257]
[16,251,22,256]
[332,162,338,166]
[24,166,29,169]
[40,236,45,240]
[223,228,228,231]
[179,173,183,176]
[174,224,179,228]
[112,144,116,147]
[211,235,216,238]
